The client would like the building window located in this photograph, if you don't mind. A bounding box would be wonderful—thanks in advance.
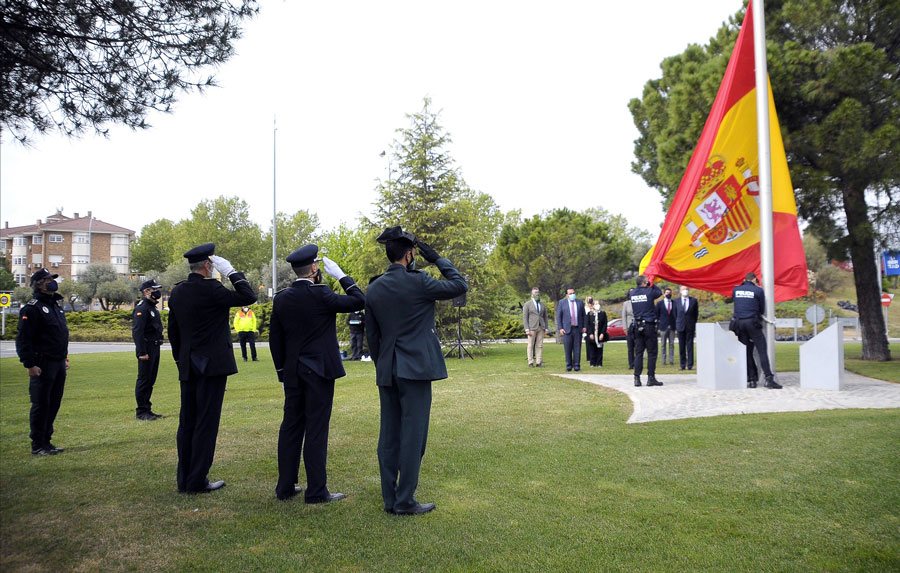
[13,256,27,265]
[13,237,28,246]
[32,235,42,245]
[111,234,129,245]
[0,239,6,250]
[112,256,127,264]
[14,274,26,284]
[74,233,90,244]
[49,234,64,243]
[72,256,89,264]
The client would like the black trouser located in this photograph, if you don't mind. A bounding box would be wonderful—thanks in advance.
[135,343,161,415]
[561,330,582,370]
[633,321,658,377]
[238,331,257,360]
[276,370,335,501]
[737,318,773,381]
[350,331,364,359]
[177,374,227,492]
[677,328,695,369]
[378,377,432,512]
[626,325,635,369]
[586,340,603,366]
[29,358,66,449]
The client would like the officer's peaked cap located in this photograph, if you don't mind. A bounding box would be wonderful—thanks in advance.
[376,226,416,245]
[140,279,162,291]
[183,243,215,263]
[30,268,59,286]
[286,244,320,267]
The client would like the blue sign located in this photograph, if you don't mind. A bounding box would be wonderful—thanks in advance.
[884,251,900,276]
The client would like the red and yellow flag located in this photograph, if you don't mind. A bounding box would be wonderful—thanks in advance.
[640,2,808,302]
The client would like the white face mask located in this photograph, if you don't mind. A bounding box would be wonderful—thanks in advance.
[681,290,689,297]
[593,304,600,311]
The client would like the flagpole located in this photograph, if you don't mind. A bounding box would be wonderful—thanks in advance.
[272,116,278,298]
[752,0,776,367]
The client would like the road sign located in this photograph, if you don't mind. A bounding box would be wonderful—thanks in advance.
[882,293,894,307]
[0,293,10,307]
[805,304,825,324]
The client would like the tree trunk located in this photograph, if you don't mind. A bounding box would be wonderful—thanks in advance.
[842,185,891,361]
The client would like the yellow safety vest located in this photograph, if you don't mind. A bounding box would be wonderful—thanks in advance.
[233,310,257,332]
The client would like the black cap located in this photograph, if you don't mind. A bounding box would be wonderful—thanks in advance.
[30,268,59,286]
[286,244,320,267]
[183,243,215,263]
[376,226,417,245]
[139,279,162,291]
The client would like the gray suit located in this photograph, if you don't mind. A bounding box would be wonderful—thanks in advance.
[522,298,548,365]
[365,258,468,512]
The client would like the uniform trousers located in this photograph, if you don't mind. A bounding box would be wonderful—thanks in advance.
[660,326,675,364]
[276,370,335,501]
[177,374,227,492]
[238,331,257,360]
[29,358,67,449]
[561,330,582,370]
[526,330,544,365]
[378,377,432,512]
[350,331,364,360]
[135,343,161,415]
[736,318,774,381]
[633,322,659,377]
[626,325,635,369]
[678,328,696,370]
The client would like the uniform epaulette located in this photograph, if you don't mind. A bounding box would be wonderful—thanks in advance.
[26,299,38,306]
[369,274,383,283]
[174,279,186,285]
[136,300,144,307]
[310,283,327,287]
[273,288,287,297]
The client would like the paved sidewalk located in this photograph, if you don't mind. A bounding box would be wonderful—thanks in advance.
[556,371,900,424]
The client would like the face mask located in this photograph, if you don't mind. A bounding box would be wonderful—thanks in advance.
[665,293,672,299]
[681,290,688,297]
[406,253,416,272]
[242,307,249,312]
[533,294,540,301]
[150,290,162,300]
[314,268,322,284]
[45,280,59,292]
[593,304,600,311]
[568,293,576,301]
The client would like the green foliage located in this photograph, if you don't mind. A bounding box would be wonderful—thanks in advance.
[78,263,118,310]
[815,265,853,294]
[95,279,138,310]
[11,286,32,305]
[174,196,268,272]
[803,233,829,273]
[266,210,320,261]
[0,268,16,291]
[130,219,178,274]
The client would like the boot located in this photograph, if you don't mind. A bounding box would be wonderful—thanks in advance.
[634,375,642,387]
[747,379,758,388]
[764,376,782,389]
[648,376,664,387]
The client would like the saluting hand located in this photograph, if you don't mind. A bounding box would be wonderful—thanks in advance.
[417,241,440,263]
[321,256,347,280]
[209,255,236,277]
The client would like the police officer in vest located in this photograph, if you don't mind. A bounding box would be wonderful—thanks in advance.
[630,275,664,387]
[270,244,365,502]
[346,309,365,360]
[16,268,69,456]
[168,243,257,493]
[732,272,780,389]
[132,279,164,420]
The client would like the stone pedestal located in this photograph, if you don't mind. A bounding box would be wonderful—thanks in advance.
[697,322,747,390]
[800,323,844,390]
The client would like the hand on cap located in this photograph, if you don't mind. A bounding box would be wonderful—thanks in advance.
[209,255,236,277]
[321,256,347,281]
[417,241,440,263]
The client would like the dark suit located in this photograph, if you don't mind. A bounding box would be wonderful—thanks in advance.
[269,276,365,501]
[365,258,467,512]
[585,310,608,367]
[674,296,699,369]
[168,272,256,492]
[555,297,585,371]
[655,298,676,364]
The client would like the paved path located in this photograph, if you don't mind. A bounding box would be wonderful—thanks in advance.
[556,371,900,424]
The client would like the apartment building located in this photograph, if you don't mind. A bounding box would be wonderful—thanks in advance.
[0,210,135,285]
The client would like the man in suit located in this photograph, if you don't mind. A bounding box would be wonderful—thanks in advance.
[132,279,164,420]
[655,287,676,365]
[555,287,586,372]
[270,244,365,503]
[674,286,699,370]
[168,243,257,494]
[522,287,549,367]
[365,226,468,516]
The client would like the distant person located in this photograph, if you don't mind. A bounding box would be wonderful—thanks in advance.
[132,279,164,420]
[16,268,69,456]
[674,286,699,370]
[655,287,676,365]
[555,287,586,372]
[168,243,257,494]
[732,273,779,389]
[630,275,663,387]
[522,287,549,367]
[586,300,608,367]
[622,293,635,370]
[233,305,259,362]
[346,309,365,360]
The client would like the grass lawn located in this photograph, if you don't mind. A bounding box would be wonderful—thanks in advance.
[1,342,898,571]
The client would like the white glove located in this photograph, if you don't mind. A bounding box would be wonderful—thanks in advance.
[209,255,236,277]
[321,256,346,280]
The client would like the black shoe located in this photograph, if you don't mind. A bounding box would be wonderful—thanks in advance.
[277,486,303,501]
[764,377,782,389]
[306,492,346,504]
[529,363,535,368]
[536,362,543,367]
[574,367,580,372]
[148,412,163,420]
[393,502,436,515]
[648,377,664,386]
[566,367,573,372]
[45,443,64,454]
[136,413,159,421]
[747,380,758,388]
[252,358,259,362]
[634,376,642,387]
[679,366,686,371]
[205,480,226,492]
[31,447,56,456]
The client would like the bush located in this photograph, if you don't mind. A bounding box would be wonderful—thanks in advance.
[815,265,852,293]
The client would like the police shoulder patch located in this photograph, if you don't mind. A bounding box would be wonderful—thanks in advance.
[26,299,38,306]
[42,306,50,313]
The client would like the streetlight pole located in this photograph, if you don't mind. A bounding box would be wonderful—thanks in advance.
[272,116,278,298]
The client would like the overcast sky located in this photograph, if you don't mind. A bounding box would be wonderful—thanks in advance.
[1,0,739,241]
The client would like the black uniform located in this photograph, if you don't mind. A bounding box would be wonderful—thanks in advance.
[16,290,69,452]
[168,271,256,493]
[732,280,774,384]
[270,275,365,501]
[585,310,608,367]
[630,284,663,383]
[346,310,365,360]
[132,297,164,417]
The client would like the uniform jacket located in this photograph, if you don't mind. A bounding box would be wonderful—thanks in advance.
[16,291,68,367]
[732,281,765,319]
[555,297,585,334]
[365,258,468,387]
[630,285,663,323]
[674,296,699,332]
[586,310,608,347]
[168,272,257,381]
[655,297,676,331]
[522,298,548,332]
[346,310,365,334]
[622,299,634,329]
[269,276,365,384]
[233,309,257,333]
[132,297,163,357]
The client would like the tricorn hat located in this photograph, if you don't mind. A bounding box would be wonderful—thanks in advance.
[376,226,417,245]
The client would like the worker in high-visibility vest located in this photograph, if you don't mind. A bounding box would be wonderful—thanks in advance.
[233,306,258,361]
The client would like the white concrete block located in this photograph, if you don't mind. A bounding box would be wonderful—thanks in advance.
[697,322,747,390]
[800,323,845,390]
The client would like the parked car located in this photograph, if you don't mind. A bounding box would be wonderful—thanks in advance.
[605,317,627,340]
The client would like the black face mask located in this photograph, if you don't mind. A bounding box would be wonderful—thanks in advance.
[406,252,416,272]
[665,293,671,299]
[45,280,59,292]
[150,290,162,300]
[313,268,322,284]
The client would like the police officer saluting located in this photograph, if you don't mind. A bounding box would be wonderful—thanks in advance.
[16,268,69,456]
[630,275,664,387]
[732,272,780,389]
[270,244,365,502]
[132,279,164,420]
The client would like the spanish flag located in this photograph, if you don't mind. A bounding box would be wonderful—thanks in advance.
[639,2,808,302]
